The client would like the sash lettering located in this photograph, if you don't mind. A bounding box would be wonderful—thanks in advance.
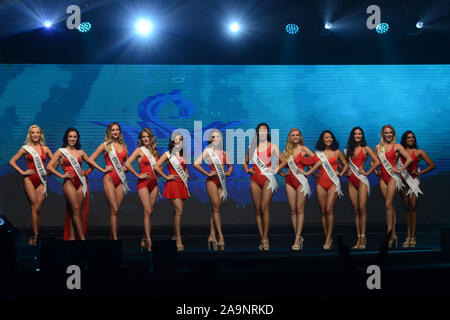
[315,151,343,197]
[287,155,311,197]
[59,148,87,196]
[23,145,47,196]
[206,148,227,200]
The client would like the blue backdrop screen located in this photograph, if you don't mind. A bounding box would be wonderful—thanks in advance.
[1,65,448,227]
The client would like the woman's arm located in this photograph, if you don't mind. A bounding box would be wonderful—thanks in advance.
[395,144,412,173]
[124,148,149,179]
[9,148,33,176]
[337,150,349,177]
[360,146,380,176]
[415,149,435,176]
[154,152,176,180]
[193,150,214,177]
[243,149,255,174]
[224,151,233,176]
[46,150,71,179]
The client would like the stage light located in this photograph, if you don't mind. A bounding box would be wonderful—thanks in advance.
[229,22,240,33]
[416,21,424,29]
[324,23,332,30]
[135,19,153,36]
[44,21,52,28]
[376,22,389,34]
[77,22,92,33]
[286,23,299,35]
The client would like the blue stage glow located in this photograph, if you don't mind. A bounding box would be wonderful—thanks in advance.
[416,21,424,29]
[229,22,240,33]
[286,23,299,35]
[77,22,92,33]
[376,23,389,34]
[44,21,52,28]
[324,23,332,30]
[0,217,4,226]
[135,19,153,36]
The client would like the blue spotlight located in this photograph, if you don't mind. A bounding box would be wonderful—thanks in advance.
[229,22,240,33]
[376,22,389,34]
[135,19,153,36]
[77,22,92,33]
[416,21,424,29]
[286,23,299,35]
[324,23,332,30]
[44,21,52,28]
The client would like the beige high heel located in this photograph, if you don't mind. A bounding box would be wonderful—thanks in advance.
[176,244,184,252]
[323,239,333,250]
[352,234,361,249]
[292,236,304,251]
[359,234,366,250]
[218,242,225,251]
[207,237,218,251]
[388,235,398,248]
[259,239,269,251]
[410,238,416,248]
[402,237,411,248]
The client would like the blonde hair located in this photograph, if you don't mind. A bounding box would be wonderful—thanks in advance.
[283,128,304,159]
[138,128,159,158]
[25,124,45,145]
[105,122,127,153]
[375,124,396,153]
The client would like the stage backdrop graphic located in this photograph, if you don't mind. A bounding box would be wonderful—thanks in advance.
[0,64,448,228]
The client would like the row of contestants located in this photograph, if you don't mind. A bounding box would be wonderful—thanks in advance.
[9,122,435,252]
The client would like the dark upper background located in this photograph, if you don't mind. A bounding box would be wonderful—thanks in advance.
[0,0,450,65]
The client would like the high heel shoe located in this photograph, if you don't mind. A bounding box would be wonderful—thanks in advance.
[140,239,152,253]
[218,242,225,251]
[359,234,366,250]
[292,236,304,251]
[171,235,177,241]
[402,237,411,248]
[176,244,184,252]
[410,237,416,248]
[207,237,218,252]
[259,239,269,251]
[388,235,398,248]
[323,239,333,250]
[352,234,361,249]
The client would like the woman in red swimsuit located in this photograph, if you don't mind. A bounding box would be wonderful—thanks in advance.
[194,129,233,251]
[243,123,286,251]
[125,128,160,252]
[345,127,379,249]
[9,125,53,245]
[375,124,411,248]
[47,128,107,240]
[314,130,348,250]
[399,130,435,248]
[89,122,127,240]
[279,128,321,251]
[154,132,189,252]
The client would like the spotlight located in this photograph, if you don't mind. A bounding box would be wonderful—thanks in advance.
[229,22,240,33]
[135,19,153,36]
[376,22,389,34]
[44,21,52,28]
[324,23,332,30]
[416,21,424,29]
[286,23,299,35]
[77,22,92,33]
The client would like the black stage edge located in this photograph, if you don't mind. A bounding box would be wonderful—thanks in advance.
[2,224,450,302]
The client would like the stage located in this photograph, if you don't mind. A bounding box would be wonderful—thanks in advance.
[3,224,450,301]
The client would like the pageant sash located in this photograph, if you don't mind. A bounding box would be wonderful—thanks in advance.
[348,158,371,196]
[105,142,130,194]
[287,155,311,197]
[59,148,87,196]
[378,149,403,191]
[22,145,47,196]
[397,159,423,198]
[315,151,343,197]
[252,150,278,192]
[165,151,190,196]
[206,148,227,200]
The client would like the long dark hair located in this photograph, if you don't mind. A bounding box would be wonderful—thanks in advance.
[255,122,271,146]
[62,127,81,150]
[168,132,184,157]
[316,130,339,151]
[346,127,367,160]
[401,130,418,149]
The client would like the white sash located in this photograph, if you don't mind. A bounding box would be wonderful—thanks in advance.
[252,150,278,192]
[105,142,130,194]
[397,159,423,198]
[348,158,370,196]
[206,148,227,200]
[59,148,87,196]
[140,146,162,198]
[287,155,311,197]
[22,145,47,196]
[378,149,403,191]
[165,151,190,196]
[315,151,343,197]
